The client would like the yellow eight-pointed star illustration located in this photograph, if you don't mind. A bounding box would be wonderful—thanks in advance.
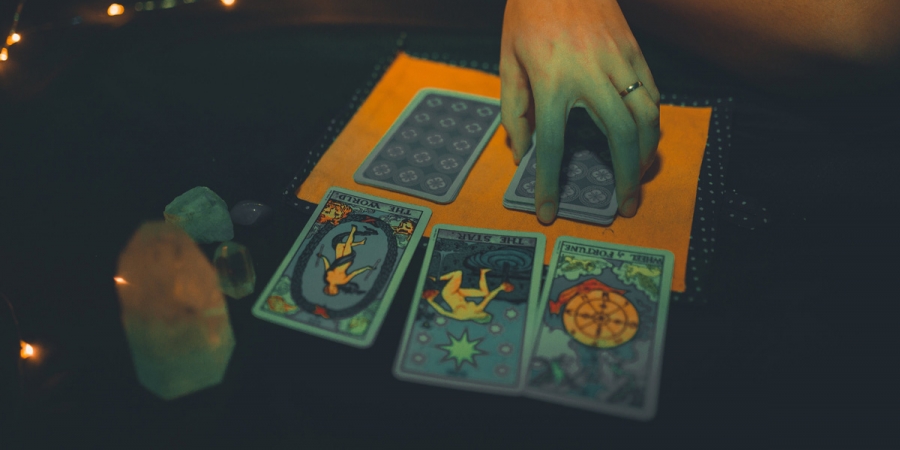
[438,330,484,369]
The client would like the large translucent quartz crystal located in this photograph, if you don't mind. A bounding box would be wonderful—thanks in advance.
[116,221,235,400]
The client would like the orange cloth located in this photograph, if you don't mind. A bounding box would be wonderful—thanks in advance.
[297,53,711,292]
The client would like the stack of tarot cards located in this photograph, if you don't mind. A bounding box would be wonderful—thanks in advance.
[503,108,619,225]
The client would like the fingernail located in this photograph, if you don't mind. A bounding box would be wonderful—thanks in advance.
[621,196,637,217]
[538,202,556,224]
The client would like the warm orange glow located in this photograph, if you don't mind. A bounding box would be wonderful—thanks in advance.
[20,341,34,359]
[6,33,20,46]
[108,3,125,16]
[114,276,128,285]
[221,0,235,6]
[0,48,7,61]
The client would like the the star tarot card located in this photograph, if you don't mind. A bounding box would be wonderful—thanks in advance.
[393,225,545,395]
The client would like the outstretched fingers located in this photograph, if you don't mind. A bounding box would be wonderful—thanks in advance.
[532,87,567,224]
[500,55,535,165]
[627,50,661,176]
[583,81,641,217]
[581,46,660,218]
[623,88,660,181]
[629,49,660,106]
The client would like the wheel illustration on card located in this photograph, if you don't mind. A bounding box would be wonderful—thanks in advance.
[549,278,638,348]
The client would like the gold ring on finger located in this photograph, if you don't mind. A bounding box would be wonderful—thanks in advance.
[619,81,643,98]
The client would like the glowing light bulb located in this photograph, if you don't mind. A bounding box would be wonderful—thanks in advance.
[221,0,235,6]
[114,276,128,285]
[20,341,34,359]
[108,3,125,16]
[1,48,7,61]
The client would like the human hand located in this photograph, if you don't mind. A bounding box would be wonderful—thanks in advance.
[500,0,660,223]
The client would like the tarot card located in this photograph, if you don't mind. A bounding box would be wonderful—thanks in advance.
[393,225,545,395]
[354,88,501,204]
[524,237,674,420]
[252,188,431,348]
[503,108,618,225]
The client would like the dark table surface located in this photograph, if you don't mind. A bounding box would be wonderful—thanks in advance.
[2,1,899,449]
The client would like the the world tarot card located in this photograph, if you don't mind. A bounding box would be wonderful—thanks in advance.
[252,188,431,348]
[393,225,545,395]
[525,236,674,420]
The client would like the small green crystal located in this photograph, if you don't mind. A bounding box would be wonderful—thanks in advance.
[214,241,256,299]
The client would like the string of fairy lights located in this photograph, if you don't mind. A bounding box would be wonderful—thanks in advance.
[1,0,24,61]
[2,0,237,363]
[1,0,237,64]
